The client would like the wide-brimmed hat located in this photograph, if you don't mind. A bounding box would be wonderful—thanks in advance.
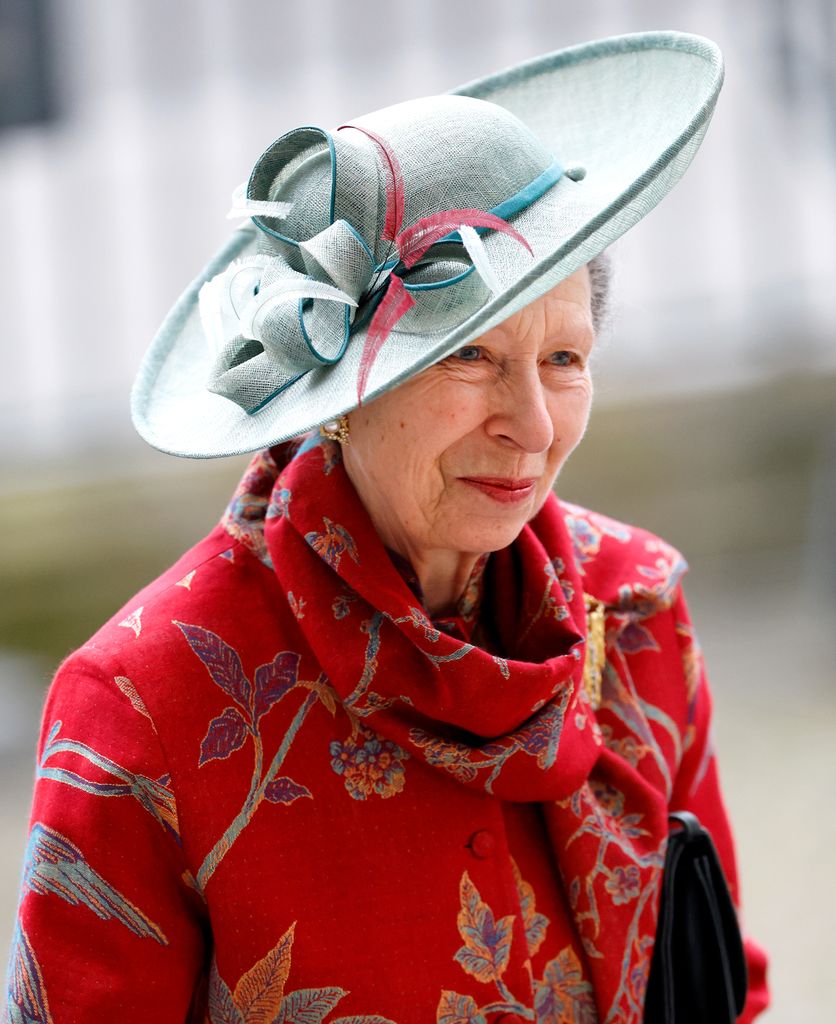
[132,31,723,459]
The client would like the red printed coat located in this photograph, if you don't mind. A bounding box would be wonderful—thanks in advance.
[6,442,769,1023]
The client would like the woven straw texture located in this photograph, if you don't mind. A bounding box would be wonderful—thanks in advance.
[132,31,723,458]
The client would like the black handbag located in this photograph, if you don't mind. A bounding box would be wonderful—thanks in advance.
[644,811,748,1023]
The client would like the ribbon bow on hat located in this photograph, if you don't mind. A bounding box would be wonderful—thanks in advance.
[199,123,544,413]
[199,218,374,404]
[134,36,726,459]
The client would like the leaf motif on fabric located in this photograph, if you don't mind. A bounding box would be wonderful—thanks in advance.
[267,486,292,520]
[118,606,143,638]
[492,656,510,680]
[176,569,197,590]
[175,621,252,710]
[38,724,179,840]
[436,990,487,1024]
[616,813,650,841]
[628,934,655,1009]
[408,730,480,785]
[589,779,625,819]
[275,985,346,1023]
[618,544,687,619]
[617,622,660,655]
[675,619,703,708]
[448,762,479,785]
[332,591,357,620]
[133,774,180,839]
[454,872,514,983]
[331,1018,399,1024]
[478,742,506,759]
[113,675,153,724]
[511,859,549,958]
[563,513,603,573]
[23,822,167,944]
[300,674,337,716]
[533,947,596,1024]
[232,922,295,1022]
[199,707,250,766]
[209,958,246,1024]
[305,517,360,571]
[181,869,204,899]
[517,693,570,771]
[254,651,301,720]
[7,921,53,1024]
[288,591,306,619]
[264,776,313,805]
[568,877,580,911]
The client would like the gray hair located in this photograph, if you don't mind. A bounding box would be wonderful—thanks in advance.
[588,250,612,335]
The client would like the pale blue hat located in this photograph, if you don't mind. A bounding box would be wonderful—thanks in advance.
[132,31,723,458]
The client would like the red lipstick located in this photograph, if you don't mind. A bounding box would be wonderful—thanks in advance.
[459,476,538,504]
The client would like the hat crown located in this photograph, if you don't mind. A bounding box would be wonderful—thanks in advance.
[256,95,553,261]
[134,31,725,457]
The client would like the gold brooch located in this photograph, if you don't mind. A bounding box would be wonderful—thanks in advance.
[583,594,606,711]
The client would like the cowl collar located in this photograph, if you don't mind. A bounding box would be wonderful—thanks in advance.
[238,438,605,802]
[221,442,671,1021]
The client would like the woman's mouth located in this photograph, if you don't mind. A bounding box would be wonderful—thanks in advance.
[459,476,538,504]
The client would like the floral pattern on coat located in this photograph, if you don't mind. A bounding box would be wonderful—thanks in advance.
[207,922,397,1024]
[330,721,409,800]
[438,862,597,1023]
[4,443,769,1022]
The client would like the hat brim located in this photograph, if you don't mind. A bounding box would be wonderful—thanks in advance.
[132,31,723,458]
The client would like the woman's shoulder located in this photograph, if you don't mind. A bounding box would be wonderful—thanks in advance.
[53,523,283,702]
[557,499,689,617]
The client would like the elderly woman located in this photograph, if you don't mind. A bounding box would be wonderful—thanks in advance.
[7,31,768,1024]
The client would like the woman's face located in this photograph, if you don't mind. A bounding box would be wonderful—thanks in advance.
[342,266,595,563]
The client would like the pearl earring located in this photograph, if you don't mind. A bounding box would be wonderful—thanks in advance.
[319,415,351,445]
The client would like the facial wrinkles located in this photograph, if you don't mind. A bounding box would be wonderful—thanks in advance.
[497,290,590,372]
[351,421,448,560]
[342,268,595,584]
[471,302,588,471]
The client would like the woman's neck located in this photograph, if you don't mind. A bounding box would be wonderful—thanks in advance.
[407,549,481,617]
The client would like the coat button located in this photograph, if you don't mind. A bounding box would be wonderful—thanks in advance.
[467,829,497,859]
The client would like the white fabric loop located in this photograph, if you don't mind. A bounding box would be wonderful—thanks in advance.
[240,279,357,343]
[458,225,502,296]
[226,182,293,221]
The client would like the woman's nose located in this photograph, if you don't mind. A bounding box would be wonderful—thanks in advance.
[484,367,554,453]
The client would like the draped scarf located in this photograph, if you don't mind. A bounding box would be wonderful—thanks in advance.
[234,439,669,1023]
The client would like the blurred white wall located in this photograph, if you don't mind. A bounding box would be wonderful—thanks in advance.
[0,0,834,464]
[1,5,835,1019]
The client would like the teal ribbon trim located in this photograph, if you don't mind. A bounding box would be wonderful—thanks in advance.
[247,370,309,416]
[237,152,564,415]
[404,263,476,292]
[370,157,564,273]
[491,158,564,221]
[440,157,564,246]
[251,126,337,245]
[297,299,352,364]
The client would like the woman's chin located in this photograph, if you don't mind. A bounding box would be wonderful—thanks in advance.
[439,512,534,555]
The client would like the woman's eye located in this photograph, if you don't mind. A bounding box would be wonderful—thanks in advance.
[549,350,575,367]
[454,345,483,361]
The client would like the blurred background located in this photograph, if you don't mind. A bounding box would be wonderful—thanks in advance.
[1,0,834,1018]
